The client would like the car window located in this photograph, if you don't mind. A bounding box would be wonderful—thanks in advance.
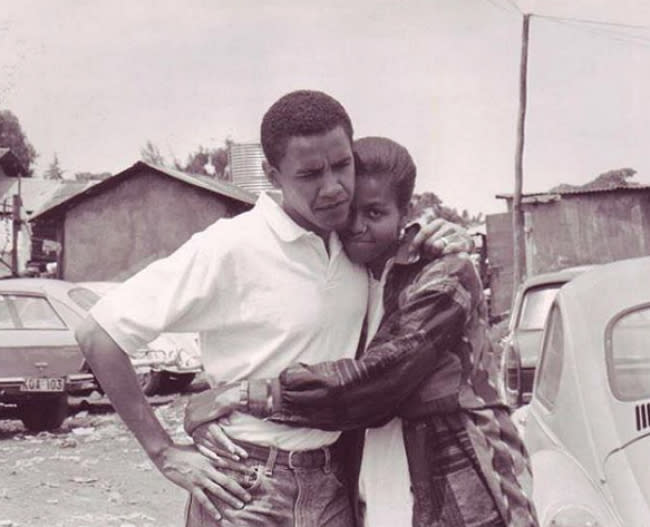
[68,287,101,311]
[50,298,84,329]
[517,284,564,330]
[535,304,564,409]
[607,305,650,401]
[0,296,14,329]
[7,295,67,330]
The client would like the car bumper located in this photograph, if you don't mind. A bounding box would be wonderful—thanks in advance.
[0,373,97,401]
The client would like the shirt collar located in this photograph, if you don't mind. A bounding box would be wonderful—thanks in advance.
[256,192,343,253]
[257,192,311,242]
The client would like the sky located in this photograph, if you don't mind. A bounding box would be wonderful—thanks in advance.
[2,0,650,215]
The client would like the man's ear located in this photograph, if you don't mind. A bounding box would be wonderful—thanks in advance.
[262,160,281,189]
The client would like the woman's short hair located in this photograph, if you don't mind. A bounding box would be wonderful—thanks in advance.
[261,90,354,168]
[353,136,416,212]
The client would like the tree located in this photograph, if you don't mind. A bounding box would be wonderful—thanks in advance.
[409,192,484,227]
[175,144,231,180]
[140,140,166,167]
[140,139,234,180]
[0,110,37,175]
[43,154,64,180]
[550,167,638,193]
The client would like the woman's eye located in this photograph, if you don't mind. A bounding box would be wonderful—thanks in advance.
[367,210,382,220]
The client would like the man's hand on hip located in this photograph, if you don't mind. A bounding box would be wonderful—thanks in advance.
[153,443,252,521]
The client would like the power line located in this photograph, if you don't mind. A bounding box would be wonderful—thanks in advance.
[536,14,650,49]
[534,13,650,31]
[503,0,522,14]
[483,0,521,16]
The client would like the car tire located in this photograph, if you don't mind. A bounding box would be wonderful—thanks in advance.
[137,370,164,396]
[160,373,196,394]
[20,395,68,432]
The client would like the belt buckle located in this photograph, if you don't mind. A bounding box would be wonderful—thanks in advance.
[287,450,299,469]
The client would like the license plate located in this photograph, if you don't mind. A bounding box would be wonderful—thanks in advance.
[21,377,65,392]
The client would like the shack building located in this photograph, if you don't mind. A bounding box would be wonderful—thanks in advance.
[486,184,650,318]
[29,161,256,282]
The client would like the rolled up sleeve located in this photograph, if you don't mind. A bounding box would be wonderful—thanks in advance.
[90,224,233,356]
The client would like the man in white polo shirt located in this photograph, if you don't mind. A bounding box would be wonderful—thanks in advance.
[78,90,368,527]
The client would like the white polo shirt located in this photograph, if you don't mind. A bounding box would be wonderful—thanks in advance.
[91,193,368,450]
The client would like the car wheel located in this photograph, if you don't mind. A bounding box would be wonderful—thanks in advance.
[160,373,196,393]
[137,370,164,396]
[20,395,68,432]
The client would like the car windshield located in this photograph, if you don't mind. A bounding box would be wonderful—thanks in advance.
[0,294,66,330]
[68,287,101,311]
[517,283,564,331]
[607,305,650,401]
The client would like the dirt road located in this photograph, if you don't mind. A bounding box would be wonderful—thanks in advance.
[0,393,195,527]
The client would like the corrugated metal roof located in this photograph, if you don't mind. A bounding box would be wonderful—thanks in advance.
[29,161,257,222]
[150,162,257,204]
[496,184,650,201]
[229,143,275,194]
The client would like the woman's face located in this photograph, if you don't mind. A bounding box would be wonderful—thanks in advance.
[341,174,404,267]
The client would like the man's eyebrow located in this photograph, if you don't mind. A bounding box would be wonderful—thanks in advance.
[296,161,325,174]
[331,154,352,164]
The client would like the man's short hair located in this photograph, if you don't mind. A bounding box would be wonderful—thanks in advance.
[261,90,354,167]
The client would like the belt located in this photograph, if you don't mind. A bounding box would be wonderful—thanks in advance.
[235,439,341,470]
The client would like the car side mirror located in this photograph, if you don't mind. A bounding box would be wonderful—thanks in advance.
[501,343,522,408]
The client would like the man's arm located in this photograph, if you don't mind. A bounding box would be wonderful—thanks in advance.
[76,317,252,521]
[186,255,476,435]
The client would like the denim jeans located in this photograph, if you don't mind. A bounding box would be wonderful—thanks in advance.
[185,447,354,527]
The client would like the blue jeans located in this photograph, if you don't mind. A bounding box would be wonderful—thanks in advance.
[185,446,354,527]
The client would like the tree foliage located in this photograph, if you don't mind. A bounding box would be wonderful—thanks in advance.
[141,139,232,180]
[0,110,37,174]
[173,143,231,180]
[409,191,483,227]
[140,140,166,167]
[550,167,638,193]
[43,154,64,180]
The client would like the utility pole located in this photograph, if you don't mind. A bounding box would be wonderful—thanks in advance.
[11,194,21,276]
[11,161,24,276]
[513,13,530,298]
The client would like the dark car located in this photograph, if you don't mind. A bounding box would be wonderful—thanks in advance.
[501,266,593,407]
[0,278,96,431]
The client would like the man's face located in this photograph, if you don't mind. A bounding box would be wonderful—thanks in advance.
[268,126,355,239]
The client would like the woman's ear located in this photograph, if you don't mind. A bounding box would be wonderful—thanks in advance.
[262,160,280,189]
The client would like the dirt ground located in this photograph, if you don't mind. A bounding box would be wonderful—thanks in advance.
[0,389,201,527]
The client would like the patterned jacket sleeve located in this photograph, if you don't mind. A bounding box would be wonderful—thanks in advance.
[262,255,476,431]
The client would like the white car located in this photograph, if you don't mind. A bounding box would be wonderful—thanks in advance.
[513,257,650,526]
[76,282,202,395]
